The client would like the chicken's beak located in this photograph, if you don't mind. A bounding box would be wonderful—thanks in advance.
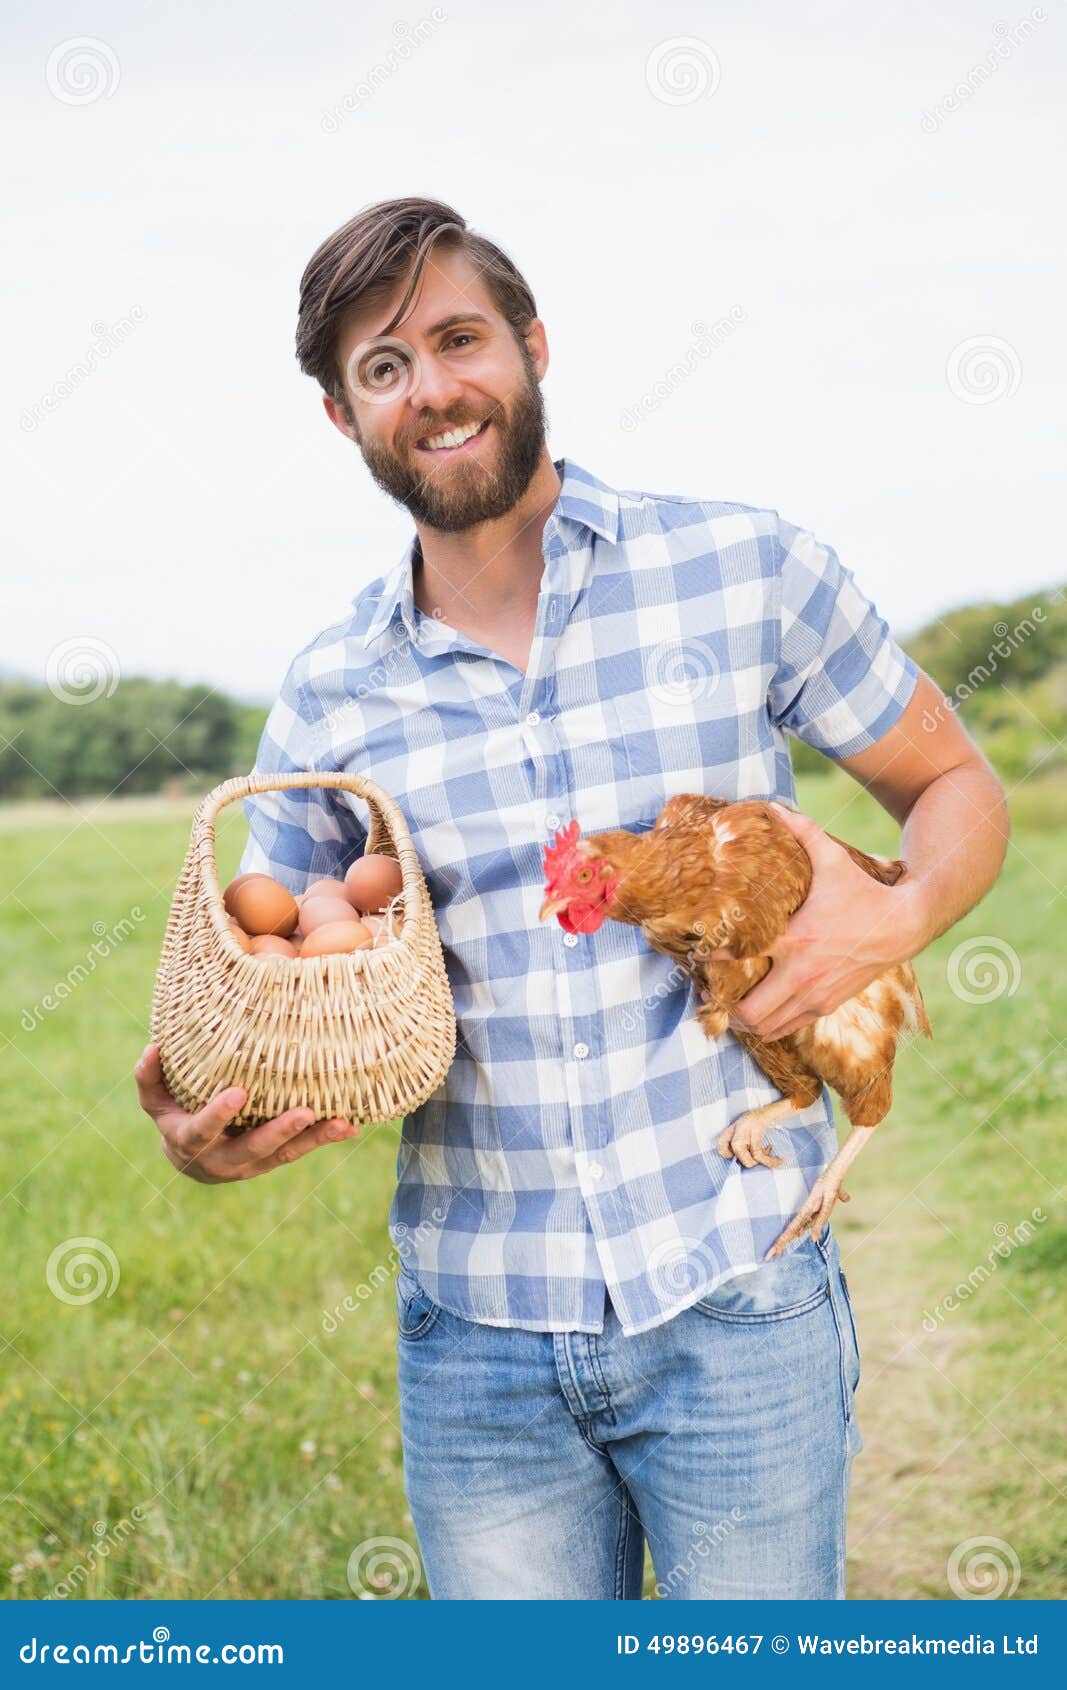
[539,895,568,923]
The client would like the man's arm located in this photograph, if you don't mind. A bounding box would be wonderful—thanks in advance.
[731,669,1010,1042]
[825,667,1010,946]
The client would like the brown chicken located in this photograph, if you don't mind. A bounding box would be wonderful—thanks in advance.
[539,795,932,1256]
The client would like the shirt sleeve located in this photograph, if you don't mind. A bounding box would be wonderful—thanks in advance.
[767,517,919,759]
[236,658,368,892]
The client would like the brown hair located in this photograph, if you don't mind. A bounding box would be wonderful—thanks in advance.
[295,197,538,409]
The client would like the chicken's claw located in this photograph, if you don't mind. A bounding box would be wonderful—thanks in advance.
[716,1111,786,1170]
[765,1176,851,1258]
[765,1124,874,1258]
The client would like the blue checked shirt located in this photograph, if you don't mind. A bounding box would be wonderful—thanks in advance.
[239,458,919,1335]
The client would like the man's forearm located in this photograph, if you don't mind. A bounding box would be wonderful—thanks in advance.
[898,758,1010,954]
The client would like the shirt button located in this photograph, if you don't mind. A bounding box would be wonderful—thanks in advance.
[573,1042,589,1060]
[526,710,541,727]
[563,931,578,948]
[546,813,562,831]
[588,1162,604,1181]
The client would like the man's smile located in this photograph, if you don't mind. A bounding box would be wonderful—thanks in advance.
[415,417,492,456]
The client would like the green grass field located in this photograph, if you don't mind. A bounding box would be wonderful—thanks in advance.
[1,774,1064,1600]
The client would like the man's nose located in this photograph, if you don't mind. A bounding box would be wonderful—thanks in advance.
[406,354,465,417]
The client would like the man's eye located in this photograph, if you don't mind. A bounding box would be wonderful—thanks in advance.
[355,347,412,391]
[445,334,475,350]
[367,356,401,384]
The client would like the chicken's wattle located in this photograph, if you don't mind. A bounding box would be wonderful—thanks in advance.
[557,899,610,936]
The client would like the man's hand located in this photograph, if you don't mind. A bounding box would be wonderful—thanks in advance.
[728,804,927,1043]
[135,1043,360,1183]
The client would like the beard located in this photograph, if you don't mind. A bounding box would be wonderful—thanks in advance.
[356,354,548,534]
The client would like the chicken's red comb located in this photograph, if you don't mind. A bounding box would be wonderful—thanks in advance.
[542,818,582,882]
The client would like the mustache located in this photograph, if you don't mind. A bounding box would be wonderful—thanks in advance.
[400,404,500,448]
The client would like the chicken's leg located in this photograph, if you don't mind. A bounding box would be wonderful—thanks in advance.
[716,1098,799,1169]
[765,1125,875,1258]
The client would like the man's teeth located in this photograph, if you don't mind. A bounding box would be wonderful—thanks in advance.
[421,419,485,451]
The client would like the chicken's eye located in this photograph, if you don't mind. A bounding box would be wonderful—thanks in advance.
[577,867,593,884]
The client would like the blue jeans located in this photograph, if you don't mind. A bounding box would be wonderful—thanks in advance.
[395,1224,863,1599]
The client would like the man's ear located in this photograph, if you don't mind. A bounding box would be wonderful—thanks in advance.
[323,391,359,443]
[523,317,549,383]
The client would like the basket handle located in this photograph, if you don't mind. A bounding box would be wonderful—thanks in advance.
[191,771,415,900]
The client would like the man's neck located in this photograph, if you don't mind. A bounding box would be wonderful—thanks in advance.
[411,450,562,631]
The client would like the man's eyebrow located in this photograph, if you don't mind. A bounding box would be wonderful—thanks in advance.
[424,312,491,338]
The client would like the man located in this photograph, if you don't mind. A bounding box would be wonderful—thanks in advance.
[136,197,1008,1599]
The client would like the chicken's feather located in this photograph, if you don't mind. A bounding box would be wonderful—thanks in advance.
[583,793,932,1131]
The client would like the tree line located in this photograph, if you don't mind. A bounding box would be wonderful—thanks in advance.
[2,581,1064,800]
[0,679,266,799]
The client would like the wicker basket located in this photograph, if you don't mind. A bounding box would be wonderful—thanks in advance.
[149,771,456,1129]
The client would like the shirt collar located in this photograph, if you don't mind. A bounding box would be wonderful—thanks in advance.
[361,456,620,654]
[552,456,621,545]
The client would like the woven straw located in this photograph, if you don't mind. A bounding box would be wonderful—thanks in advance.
[149,771,456,1129]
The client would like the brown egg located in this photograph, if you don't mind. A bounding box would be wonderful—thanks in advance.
[222,872,262,917]
[227,917,252,954]
[248,934,298,958]
[362,914,400,947]
[304,877,350,903]
[228,875,299,937]
[344,853,404,913]
[298,894,361,936]
[301,920,374,958]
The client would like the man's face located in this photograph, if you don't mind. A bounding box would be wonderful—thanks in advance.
[328,248,549,533]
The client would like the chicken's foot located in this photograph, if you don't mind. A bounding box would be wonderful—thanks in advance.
[716,1098,800,1170]
[765,1125,875,1258]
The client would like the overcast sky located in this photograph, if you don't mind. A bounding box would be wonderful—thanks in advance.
[5,0,1064,702]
